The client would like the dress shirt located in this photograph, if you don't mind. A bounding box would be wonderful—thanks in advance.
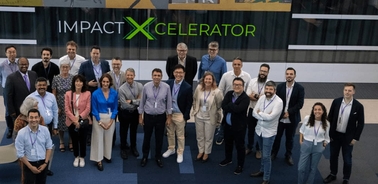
[198,55,227,85]
[246,78,271,109]
[280,82,294,123]
[226,93,240,125]
[336,99,353,133]
[119,81,143,111]
[138,81,172,115]
[253,94,283,138]
[0,59,18,88]
[172,80,183,113]
[91,88,119,121]
[218,70,251,95]
[59,54,86,75]
[15,125,53,161]
[178,56,186,67]
[92,61,102,83]
[300,115,330,143]
[27,91,59,128]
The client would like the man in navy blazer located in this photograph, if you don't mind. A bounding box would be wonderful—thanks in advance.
[78,45,110,93]
[165,42,197,87]
[323,83,364,184]
[272,67,304,166]
[162,64,193,164]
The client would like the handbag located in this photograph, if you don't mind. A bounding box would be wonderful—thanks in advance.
[71,91,89,128]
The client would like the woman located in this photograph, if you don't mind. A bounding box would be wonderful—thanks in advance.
[192,71,223,162]
[90,73,118,171]
[298,102,330,184]
[65,74,91,168]
[52,59,74,152]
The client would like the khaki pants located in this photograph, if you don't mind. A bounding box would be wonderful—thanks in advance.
[195,116,216,154]
[90,113,115,162]
[166,113,186,154]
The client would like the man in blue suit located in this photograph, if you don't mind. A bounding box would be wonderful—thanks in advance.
[162,64,193,164]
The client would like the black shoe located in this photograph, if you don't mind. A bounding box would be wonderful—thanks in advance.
[46,170,54,176]
[96,162,103,171]
[245,148,252,155]
[342,180,349,184]
[121,150,128,160]
[156,158,163,168]
[262,180,270,184]
[6,131,12,139]
[219,159,232,166]
[216,137,224,145]
[286,156,294,166]
[271,153,276,160]
[234,166,243,175]
[104,157,112,163]
[140,157,147,167]
[323,174,336,183]
[131,147,139,157]
[250,171,264,177]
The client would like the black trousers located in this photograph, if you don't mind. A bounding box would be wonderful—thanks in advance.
[142,113,166,159]
[68,123,88,157]
[118,109,139,150]
[224,124,246,167]
[23,160,47,184]
[272,121,298,157]
[246,108,260,150]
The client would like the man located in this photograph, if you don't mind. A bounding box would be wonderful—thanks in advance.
[32,48,60,93]
[139,68,172,168]
[78,45,110,93]
[216,57,251,145]
[0,45,18,138]
[271,67,305,166]
[15,109,53,184]
[109,57,126,92]
[245,63,270,159]
[219,77,249,175]
[118,68,143,159]
[162,65,193,163]
[250,81,283,184]
[323,83,364,184]
[59,40,86,75]
[198,41,227,85]
[165,42,197,87]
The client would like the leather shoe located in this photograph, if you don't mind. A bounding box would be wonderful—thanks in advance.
[131,147,139,157]
[271,153,276,160]
[250,171,264,177]
[286,156,294,166]
[104,157,112,163]
[262,180,270,184]
[342,180,349,184]
[121,150,128,160]
[140,158,147,167]
[97,162,103,171]
[6,131,12,139]
[245,148,252,155]
[323,174,336,183]
[46,170,54,176]
[156,158,163,168]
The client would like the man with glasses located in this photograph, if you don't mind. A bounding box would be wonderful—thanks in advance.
[166,42,197,87]
[198,41,227,86]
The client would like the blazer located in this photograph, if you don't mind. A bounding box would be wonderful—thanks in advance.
[276,82,305,124]
[5,71,38,116]
[108,70,126,91]
[221,91,250,131]
[64,90,91,127]
[166,79,193,121]
[192,85,223,126]
[78,59,110,93]
[328,97,364,143]
[165,55,197,87]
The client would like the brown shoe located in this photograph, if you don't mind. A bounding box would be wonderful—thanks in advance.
[250,171,264,177]
[245,149,252,155]
[255,150,262,159]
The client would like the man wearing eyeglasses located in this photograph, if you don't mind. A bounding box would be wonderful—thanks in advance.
[166,42,197,87]
[198,41,227,86]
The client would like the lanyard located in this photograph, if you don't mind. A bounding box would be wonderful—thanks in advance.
[153,86,160,100]
[257,82,264,95]
[39,95,47,110]
[69,56,76,69]
[127,83,136,98]
[44,62,51,77]
[29,130,38,147]
[232,96,237,103]
[263,96,276,111]
[206,57,215,71]
[203,90,211,104]
[286,87,292,100]
[340,101,351,116]
[114,72,120,89]
[8,59,16,72]
[314,122,322,138]
[93,65,101,77]
[74,94,80,107]
[173,83,180,96]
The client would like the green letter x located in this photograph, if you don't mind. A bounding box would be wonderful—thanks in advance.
[124,17,156,40]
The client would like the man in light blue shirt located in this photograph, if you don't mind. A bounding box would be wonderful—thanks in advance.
[198,41,227,85]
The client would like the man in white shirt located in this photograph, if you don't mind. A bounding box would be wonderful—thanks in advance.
[250,81,283,184]
[59,41,86,75]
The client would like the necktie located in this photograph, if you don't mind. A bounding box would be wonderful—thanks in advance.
[23,75,30,91]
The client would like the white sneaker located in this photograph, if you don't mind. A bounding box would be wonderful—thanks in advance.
[208,0,215,3]
[177,154,183,163]
[79,157,85,167]
[73,157,79,167]
[162,149,175,158]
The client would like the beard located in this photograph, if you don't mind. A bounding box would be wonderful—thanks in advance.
[265,92,273,98]
[258,73,267,83]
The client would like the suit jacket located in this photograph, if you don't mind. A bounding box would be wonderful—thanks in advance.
[166,55,197,87]
[78,59,110,93]
[221,91,250,131]
[192,85,223,126]
[108,70,126,91]
[64,90,91,127]
[166,79,193,121]
[276,82,305,124]
[328,97,364,143]
[5,71,38,116]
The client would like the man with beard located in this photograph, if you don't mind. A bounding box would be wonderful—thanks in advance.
[245,63,270,158]
[271,67,305,166]
[250,81,283,184]
[32,48,60,93]
[59,41,86,75]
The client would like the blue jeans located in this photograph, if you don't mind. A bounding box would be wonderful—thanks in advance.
[330,132,354,180]
[256,133,276,181]
[298,140,325,184]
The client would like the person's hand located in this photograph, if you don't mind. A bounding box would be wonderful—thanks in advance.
[299,140,303,145]
[37,163,47,171]
[30,166,41,174]
[350,139,357,146]
[105,120,113,130]
[139,116,144,126]
[53,129,58,136]
[126,100,132,104]
[88,80,98,87]
[283,112,289,118]
[323,142,328,147]
[257,109,260,114]
[166,118,171,126]
[75,122,80,130]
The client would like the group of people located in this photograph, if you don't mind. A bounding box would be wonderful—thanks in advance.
[0,41,364,184]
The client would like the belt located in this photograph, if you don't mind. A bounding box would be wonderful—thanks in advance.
[145,113,165,117]
[29,159,46,164]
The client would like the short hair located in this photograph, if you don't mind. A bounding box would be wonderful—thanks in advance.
[344,83,355,89]
[125,68,135,75]
[260,63,270,71]
[286,67,296,75]
[233,77,245,86]
[112,57,121,61]
[5,45,16,52]
[60,58,70,66]
[265,81,277,90]
[233,57,242,62]
[91,45,101,52]
[20,97,39,116]
[173,64,185,73]
[99,73,113,88]
[71,74,87,92]
[199,71,217,90]
[152,68,163,75]
[27,108,40,117]
[177,42,188,50]
[17,57,29,65]
[41,47,53,56]
[66,40,78,48]
[208,41,219,48]
[35,77,48,85]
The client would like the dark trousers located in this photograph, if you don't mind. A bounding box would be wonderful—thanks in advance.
[272,121,298,157]
[118,109,139,150]
[3,88,14,131]
[142,113,166,159]
[68,123,88,157]
[23,160,47,184]
[330,132,354,180]
[224,124,246,167]
[247,108,260,150]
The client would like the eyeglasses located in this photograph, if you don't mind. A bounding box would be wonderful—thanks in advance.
[233,84,243,87]
[174,71,184,74]
[177,50,187,52]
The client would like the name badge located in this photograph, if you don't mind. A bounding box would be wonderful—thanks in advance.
[108,108,111,114]
[154,102,157,108]
[201,106,207,112]
[314,140,317,146]
[31,148,36,156]
[46,110,51,116]
[46,80,50,86]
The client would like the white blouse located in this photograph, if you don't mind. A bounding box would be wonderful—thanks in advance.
[299,115,330,143]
